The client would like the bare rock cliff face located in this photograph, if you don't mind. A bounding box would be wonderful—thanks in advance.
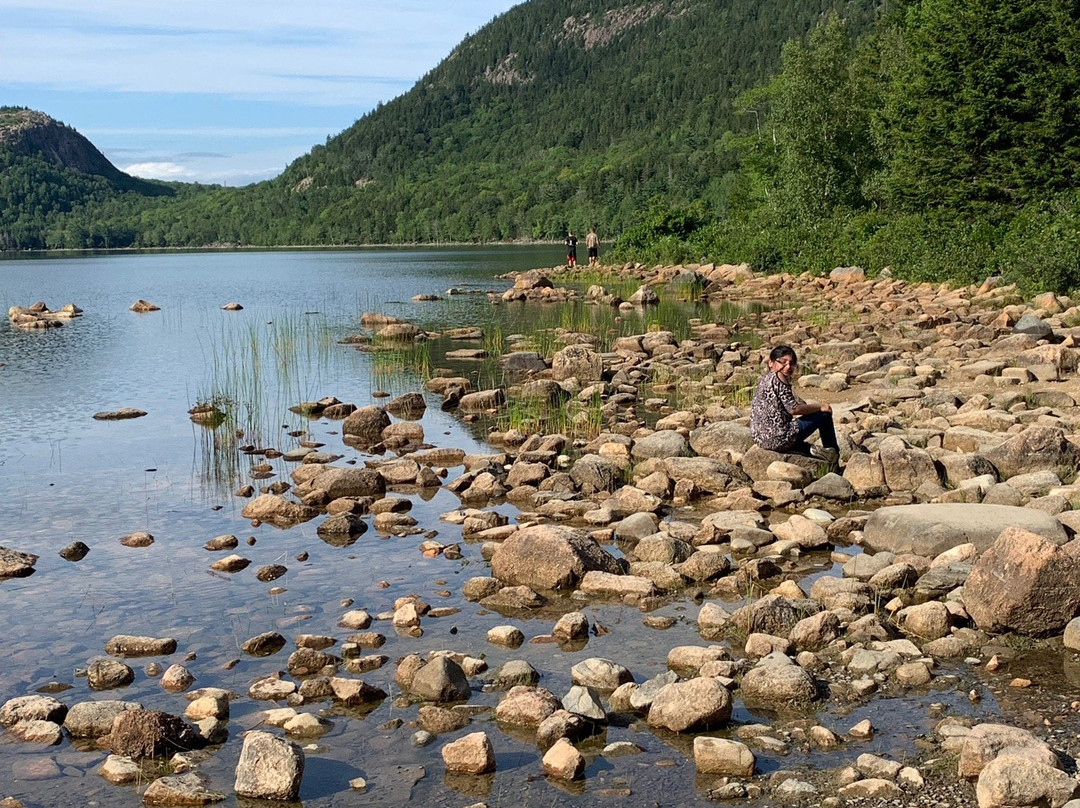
[0,108,126,180]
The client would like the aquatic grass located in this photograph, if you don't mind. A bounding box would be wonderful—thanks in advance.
[193,311,345,488]
[497,390,607,442]
[482,319,504,358]
[554,268,641,300]
[501,396,567,435]
[371,340,432,391]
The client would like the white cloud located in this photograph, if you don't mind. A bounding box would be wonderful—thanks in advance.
[123,161,197,180]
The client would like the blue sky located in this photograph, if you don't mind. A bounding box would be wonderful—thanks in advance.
[1,1,522,185]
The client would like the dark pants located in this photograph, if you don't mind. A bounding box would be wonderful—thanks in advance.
[788,411,838,455]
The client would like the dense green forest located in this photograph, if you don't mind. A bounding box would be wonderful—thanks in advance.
[613,0,1080,293]
[2,0,1079,293]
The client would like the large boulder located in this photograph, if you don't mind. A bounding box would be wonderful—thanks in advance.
[341,406,391,445]
[739,655,818,707]
[494,686,561,727]
[689,422,754,459]
[104,709,202,759]
[490,525,621,591]
[442,731,496,774]
[963,527,1080,636]
[240,494,319,527]
[0,547,38,578]
[570,454,623,494]
[458,388,506,412]
[958,723,1059,779]
[694,737,756,777]
[409,657,471,703]
[551,344,604,382]
[64,700,142,738]
[877,436,941,492]
[304,467,386,500]
[647,678,732,732]
[975,755,1077,808]
[385,392,426,419]
[631,430,689,460]
[0,695,67,727]
[740,445,817,483]
[862,504,1068,556]
[662,456,749,494]
[983,426,1080,480]
[234,730,305,800]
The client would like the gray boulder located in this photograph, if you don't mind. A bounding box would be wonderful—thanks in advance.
[689,422,754,459]
[304,467,386,500]
[983,426,1080,480]
[570,453,623,494]
[862,504,1067,556]
[631,430,689,460]
[662,456,749,494]
[0,695,67,727]
[0,547,38,577]
[64,700,142,738]
[552,344,603,382]
[410,657,471,703]
[740,655,818,707]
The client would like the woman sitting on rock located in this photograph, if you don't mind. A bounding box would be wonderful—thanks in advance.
[750,345,839,467]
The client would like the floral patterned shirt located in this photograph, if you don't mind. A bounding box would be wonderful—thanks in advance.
[750,370,801,450]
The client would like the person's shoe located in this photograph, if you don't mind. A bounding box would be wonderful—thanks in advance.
[811,446,839,467]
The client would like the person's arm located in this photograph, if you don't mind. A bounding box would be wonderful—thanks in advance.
[789,401,831,416]
[776,378,830,416]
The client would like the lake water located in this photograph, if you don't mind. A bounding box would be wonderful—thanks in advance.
[0,248,1026,807]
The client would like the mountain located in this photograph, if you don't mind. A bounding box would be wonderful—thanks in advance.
[0,107,172,249]
[0,108,163,194]
[1,0,884,250]
[271,0,884,243]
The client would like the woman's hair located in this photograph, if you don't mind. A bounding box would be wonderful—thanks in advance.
[769,345,797,363]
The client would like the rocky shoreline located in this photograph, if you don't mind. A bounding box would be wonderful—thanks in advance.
[5,262,1080,807]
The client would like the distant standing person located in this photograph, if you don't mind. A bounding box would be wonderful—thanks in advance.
[586,227,599,266]
[750,345,839,467]
[565,231,578,268]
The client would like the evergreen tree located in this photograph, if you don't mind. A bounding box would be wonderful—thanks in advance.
[881,0,1080,209]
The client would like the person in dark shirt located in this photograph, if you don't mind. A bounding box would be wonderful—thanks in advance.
[749,345,839,466]
[565,231,578,268]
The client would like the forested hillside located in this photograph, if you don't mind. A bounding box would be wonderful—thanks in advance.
[4,0,1080,293]
[615,0,1080,293]
[2,0,882,248]
[0,108,171,249]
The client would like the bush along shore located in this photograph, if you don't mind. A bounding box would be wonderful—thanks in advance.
[8,262,1080,807]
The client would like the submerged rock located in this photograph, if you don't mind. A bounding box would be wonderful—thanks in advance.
[92,408,147,420]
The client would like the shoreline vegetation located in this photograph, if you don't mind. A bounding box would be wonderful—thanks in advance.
[0,239,572,257]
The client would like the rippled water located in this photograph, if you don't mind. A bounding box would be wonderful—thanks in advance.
[0,248,1054,808]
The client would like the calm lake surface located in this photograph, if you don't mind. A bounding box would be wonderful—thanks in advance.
[0,248,1044,807]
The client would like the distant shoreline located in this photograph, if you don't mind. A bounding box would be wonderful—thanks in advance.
[0,240,602,260]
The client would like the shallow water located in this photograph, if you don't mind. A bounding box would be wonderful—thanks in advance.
[0,248,1072,807]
